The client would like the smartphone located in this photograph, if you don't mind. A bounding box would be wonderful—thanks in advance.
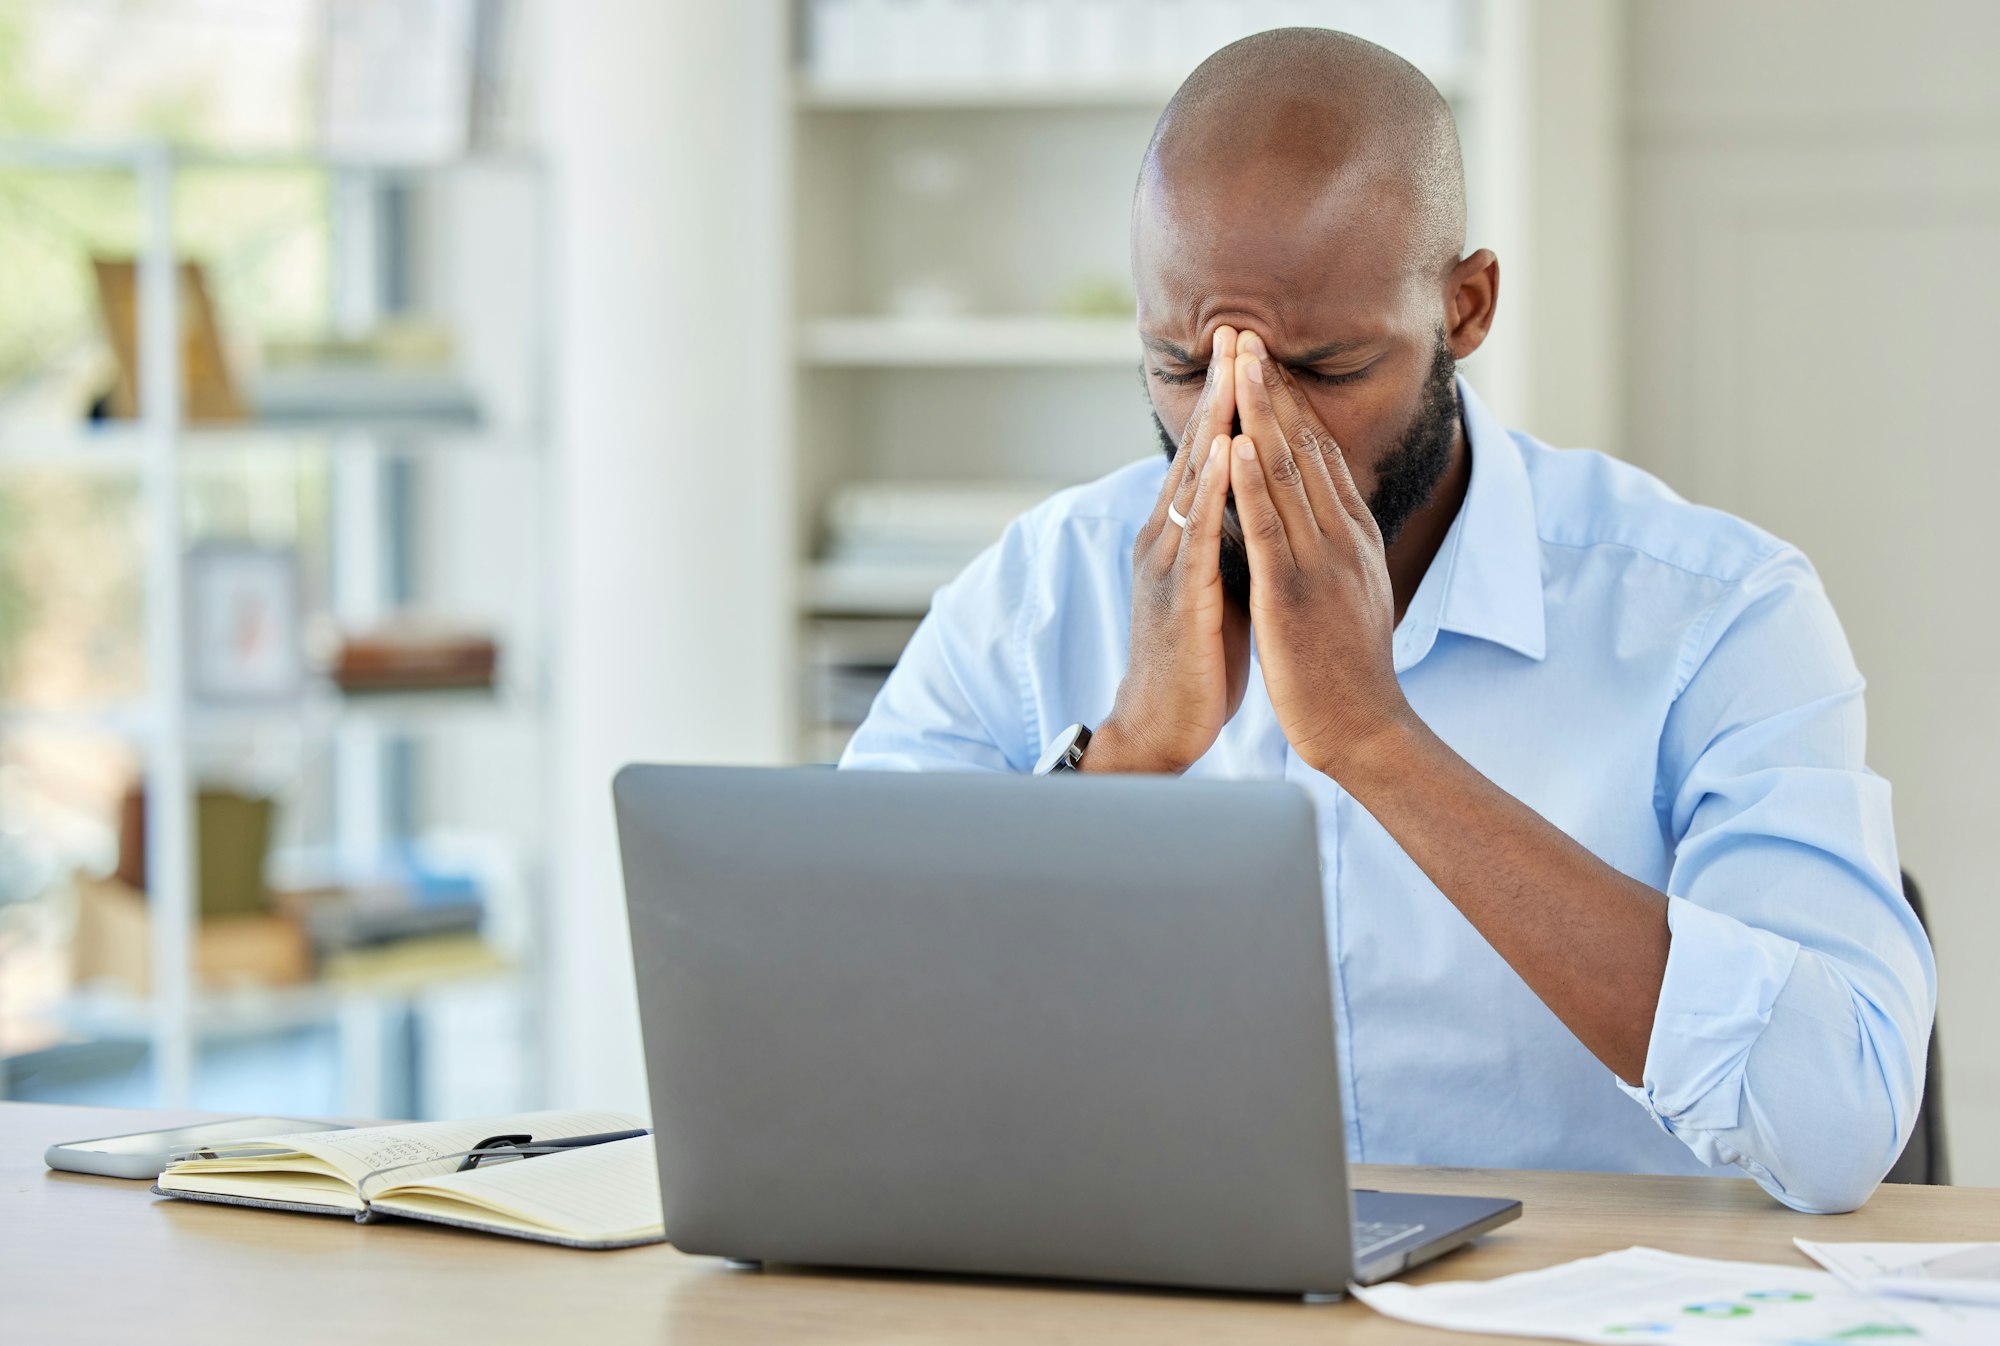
[44,1116,351,1180]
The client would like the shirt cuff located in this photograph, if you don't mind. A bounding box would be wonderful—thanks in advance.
[1617,896,1802,1149]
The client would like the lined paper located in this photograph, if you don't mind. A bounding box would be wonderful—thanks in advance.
[372,1135,664,1241]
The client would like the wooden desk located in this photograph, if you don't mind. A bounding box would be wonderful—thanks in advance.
[12,1102,2000,1345]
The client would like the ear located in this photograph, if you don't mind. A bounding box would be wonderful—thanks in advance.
[1442,249,1499,360]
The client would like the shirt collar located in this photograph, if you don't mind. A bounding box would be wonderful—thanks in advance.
[1391,376,1547,672]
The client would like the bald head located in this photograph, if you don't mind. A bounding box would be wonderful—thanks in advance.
[1140,28,1465,276]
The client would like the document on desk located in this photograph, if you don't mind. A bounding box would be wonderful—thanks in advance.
[1796,1239,2000,1307]
[1352,1246,2000,1345]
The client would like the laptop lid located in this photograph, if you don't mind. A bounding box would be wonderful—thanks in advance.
[615,765,1357,1295]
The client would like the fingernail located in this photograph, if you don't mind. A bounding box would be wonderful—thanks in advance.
[1209,435,1226,460]
[1242,331,1264,357]
[1235,436,1256,461]
[1241,354,1261,383]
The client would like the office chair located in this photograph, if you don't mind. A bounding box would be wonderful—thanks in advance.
[1882,870,1948,1185]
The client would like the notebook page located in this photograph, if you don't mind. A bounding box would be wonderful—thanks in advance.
[373,1135,663,1241]
[178,1109,644,1190]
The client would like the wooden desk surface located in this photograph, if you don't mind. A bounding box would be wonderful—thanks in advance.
[12,1101,2000,1345]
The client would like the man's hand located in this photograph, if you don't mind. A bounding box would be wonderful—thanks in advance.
[1229,329,1413,777]
[1086,327,1251,774]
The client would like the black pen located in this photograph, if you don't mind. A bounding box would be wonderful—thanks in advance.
[457,1128,651,1171]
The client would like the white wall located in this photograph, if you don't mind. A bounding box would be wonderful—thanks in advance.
[1624,0,2000,1183]
[1523,0,1626,453]
[539,0,794,1113]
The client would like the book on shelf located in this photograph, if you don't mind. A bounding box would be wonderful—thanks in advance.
[90,257,248,424]
[249,365,481,426]
[69,874,312,995]
[271,841,488,955]
[325,623,500,694]
[812,481,1057,611]
[156,1109,662,1250]
[276,883,485,952]
[821,479,1057,559]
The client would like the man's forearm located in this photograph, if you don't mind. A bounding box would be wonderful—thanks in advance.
[1330,714,1670,1085]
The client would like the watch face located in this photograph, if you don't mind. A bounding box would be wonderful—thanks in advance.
[1036,724,1086,775]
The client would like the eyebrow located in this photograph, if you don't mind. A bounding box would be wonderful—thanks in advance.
[1140,335,1376,365]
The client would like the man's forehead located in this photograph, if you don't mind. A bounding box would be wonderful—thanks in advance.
[1132,167,1423,344]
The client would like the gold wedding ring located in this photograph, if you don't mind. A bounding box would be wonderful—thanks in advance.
[1166,502,1189,529]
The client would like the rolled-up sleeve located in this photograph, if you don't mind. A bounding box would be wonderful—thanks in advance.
[839,518,1037,773]
[1622,547,1936,1213]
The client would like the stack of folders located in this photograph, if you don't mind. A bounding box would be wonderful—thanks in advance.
[155,1111,662,1250]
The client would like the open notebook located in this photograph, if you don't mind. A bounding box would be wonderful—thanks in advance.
[154,1110,664,1250]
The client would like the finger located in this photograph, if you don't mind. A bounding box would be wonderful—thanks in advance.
[1175,434,1231,576]
[1276,363,1371,528]
[1148,328,1236,552]
[1230,432,1295,574]
[1167,412,1215,535]
[1138,437,1196,563]
[1258,360,1346,528]
[1142,390,1209,553]
[1152,336,1224,536]
[1202,325,1238,448]
[1234,341,1318,540]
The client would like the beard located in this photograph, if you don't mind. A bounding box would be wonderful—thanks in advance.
[1151,328,1461,610]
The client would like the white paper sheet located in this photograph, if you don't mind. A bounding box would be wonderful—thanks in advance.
[1351,1246,2000,1345]
[1796,1239,2000,1307]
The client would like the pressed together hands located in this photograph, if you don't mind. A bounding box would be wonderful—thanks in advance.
[1089,328,1672,1084]
[1087,331,1673,1087]
[1084,327,1415,782]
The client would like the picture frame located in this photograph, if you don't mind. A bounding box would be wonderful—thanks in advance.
[186,543,305,704]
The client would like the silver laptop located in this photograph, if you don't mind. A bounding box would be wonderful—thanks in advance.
[614,765,1518,1300]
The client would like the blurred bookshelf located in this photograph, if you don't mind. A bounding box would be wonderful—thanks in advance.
[0,140,554,1120]
[798,315,1140,367]
[786,0,1527,763]
[795,76,1189,110]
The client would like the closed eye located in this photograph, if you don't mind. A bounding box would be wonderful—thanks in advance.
[1148,366,1205,386]
[1292,364,1372,386]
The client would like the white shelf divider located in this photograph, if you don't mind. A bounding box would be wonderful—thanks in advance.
[0,138,538,175]
[134,144,196,1108]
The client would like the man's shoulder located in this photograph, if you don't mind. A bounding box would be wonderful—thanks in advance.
[1011,457,1166,549]
[1512,432,1796,587]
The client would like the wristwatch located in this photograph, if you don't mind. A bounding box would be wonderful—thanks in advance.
[1034,723,1093,775]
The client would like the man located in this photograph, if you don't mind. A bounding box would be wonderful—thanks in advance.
[842,29,1933,1213]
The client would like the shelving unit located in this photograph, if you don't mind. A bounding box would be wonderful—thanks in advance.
[795,76,1189,110]
[798,315,1140,367]
[784,1,1529,762]
[0,140,555,1115]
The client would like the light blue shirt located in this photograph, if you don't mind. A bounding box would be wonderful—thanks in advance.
[843,378,1935,1213]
